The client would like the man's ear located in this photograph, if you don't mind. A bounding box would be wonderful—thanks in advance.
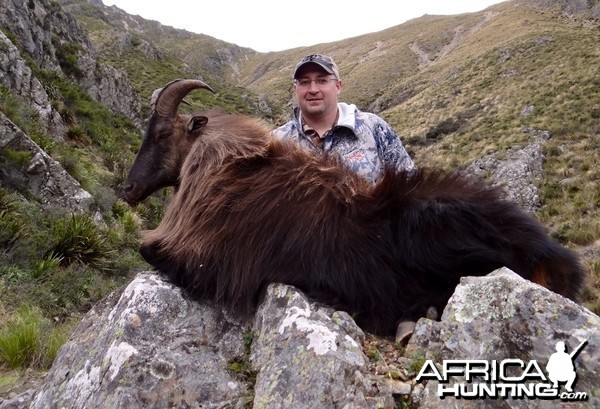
[187,115,208,133]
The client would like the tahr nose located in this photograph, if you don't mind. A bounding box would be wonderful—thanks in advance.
[121,182,140,206]
[123,182,135,194]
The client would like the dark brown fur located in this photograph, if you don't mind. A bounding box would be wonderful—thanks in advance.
[137,111,586,336]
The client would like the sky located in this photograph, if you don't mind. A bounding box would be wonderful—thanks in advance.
[102,1,507,53]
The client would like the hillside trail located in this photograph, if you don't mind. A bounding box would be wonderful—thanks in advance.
[409,11,497,69]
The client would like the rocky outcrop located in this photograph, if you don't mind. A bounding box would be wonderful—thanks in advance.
[8,273,392,408]
[84,63,143,128]
[409,268,600,408]
[519,0,600,19]
[251,284,390,408]
[0,30,65,140]
[0,0,142,127]
[28,273,251,409]
[0,0,63,72]
[466,138,546,213]
[0,111,94,214]
[4,267,598,408]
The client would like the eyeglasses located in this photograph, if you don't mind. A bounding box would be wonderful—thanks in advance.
[294,78,338,89]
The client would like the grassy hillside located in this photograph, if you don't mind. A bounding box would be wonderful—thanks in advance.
[58,0,279,120]
[380,4,600,261]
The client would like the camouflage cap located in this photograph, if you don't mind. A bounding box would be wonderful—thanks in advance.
[293,54,340,79]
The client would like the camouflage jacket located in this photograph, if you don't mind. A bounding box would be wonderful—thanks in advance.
[272,103,414,183]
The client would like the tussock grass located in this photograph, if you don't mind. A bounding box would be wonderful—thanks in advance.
[0,305,74,370]
[0,190,26,248]
[0,187,145,323]
[48,214,113,270]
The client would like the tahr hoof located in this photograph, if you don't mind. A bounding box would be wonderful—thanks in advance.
[395,321,416,346]
[426,306,439,320]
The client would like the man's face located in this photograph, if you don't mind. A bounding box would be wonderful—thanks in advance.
[293,64,342,118]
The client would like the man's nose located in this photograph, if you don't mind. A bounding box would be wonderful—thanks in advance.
[308,81,320,92]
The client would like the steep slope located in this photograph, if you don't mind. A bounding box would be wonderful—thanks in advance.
[57,0,275,119]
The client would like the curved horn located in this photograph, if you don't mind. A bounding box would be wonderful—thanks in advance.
[153,79,215,117]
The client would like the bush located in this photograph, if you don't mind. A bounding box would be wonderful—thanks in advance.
[425,117,465,140]
[48,214,113,270]
[53,39,83,79]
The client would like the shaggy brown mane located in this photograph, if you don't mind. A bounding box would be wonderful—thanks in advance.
[137,112,586,335]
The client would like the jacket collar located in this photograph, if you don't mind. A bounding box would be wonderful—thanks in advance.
[293,102,358,131]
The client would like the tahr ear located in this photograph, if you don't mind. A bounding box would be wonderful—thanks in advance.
[187,115,208,134]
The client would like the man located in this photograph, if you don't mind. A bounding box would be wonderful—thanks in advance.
[272,54,414,183]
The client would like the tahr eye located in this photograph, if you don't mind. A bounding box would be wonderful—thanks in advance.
[156,130,171,141]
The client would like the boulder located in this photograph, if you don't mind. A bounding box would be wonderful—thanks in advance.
[0,112,94,215]
[466,142,544,213]
[29,273,251,409]
[4,268,598,408]
[409,267,600,408]
[251,284,391,408]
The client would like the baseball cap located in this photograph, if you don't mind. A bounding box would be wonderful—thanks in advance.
[293,54,340,79]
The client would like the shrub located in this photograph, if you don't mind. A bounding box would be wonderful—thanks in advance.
[53,38,83,79]
[47,214,113,270]
[425,117,465,139]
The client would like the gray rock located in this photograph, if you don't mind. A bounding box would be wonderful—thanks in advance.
[115,33,163,61]
[521,0,600,19]
[521,104,535,117]
[0,389,36,409]
[408,267,600,408]
[0,0,142,127]
[13,277,399,409]
[0,0,62,72]
[84,63,143,129]
[251,283,392,409]
[0,30,65,140]
[7,269,598,408]
[0,112,94,214]
[466,142,544,213]
[29,272,251,409]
